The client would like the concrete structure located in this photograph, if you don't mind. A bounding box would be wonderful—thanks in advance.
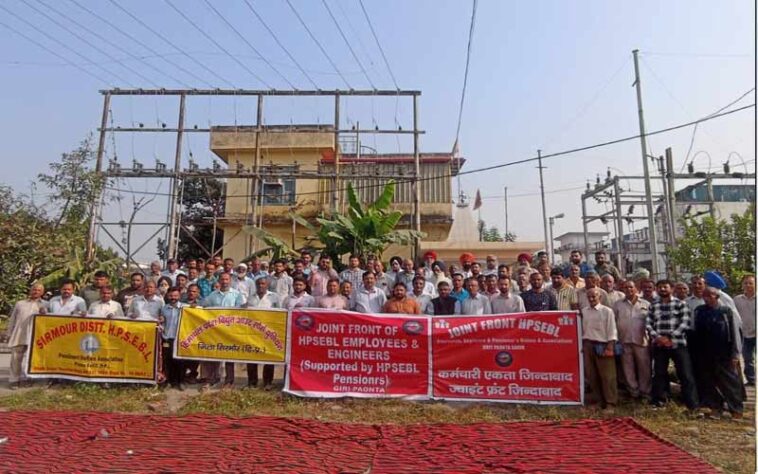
[554,231,609,264]
[421,204,543,265]
[210,125,464,260]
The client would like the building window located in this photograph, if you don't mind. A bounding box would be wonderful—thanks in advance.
[261,178,296,205]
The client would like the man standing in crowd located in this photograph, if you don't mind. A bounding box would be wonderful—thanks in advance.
[187,267,200,285]
[647,280,698,410]
[386,256,402,282]
[340,254,365,290]
[483,274,500,300]
[450,273,469,302]
[564,250,591,278]
[459,253,475,277]
[220,258,235,276]
[429,281,459,315]
[537,262,552,291]
[594,251,621,281]
[147,261,162,284]
[421,251,437,280]
[246,277,280,390]
[340,281,354,308]
[353,271,387,313]
[640,279,657,303]
[162,258,185,285]
[582,288,619,412]
[459,279,492,315]
[685,275,707,314]
[159,287,184,390]
[127,280,163,321]
[521,272,557,312]
[309,254,338,297]
[80,270,110,308]
[490,277,525,314]
[317,278,349,310]
[409,276,433,315]
[48,279,87,315]
[550,269,578,311]
[735,275,756,386]
[577,271,610,310]
[197,261,218,299]
[691,287,744,418]
[87,285,124,319]
[182,283,203,383]
[395,258,416,292]
[7,283,46,389]
[300,250,316,277]
[614,280,651,399]
[567,265,585,289]
[373,261,395,296]
[231,263,253,304]
[283,276,315,310]
[601,274,625,307]
[202,272,244,388]
[268,259,293,301]
[383,282,420,314]
[673,282,690,301]
[116,272,144,311]
[248,256,268,281]
[483,255,498,276]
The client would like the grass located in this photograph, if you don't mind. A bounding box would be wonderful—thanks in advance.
[0,384,754,473]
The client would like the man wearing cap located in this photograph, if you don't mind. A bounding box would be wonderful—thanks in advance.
[690,287,744,418]
[421,251,437,280]
[704,270,743,328]
[459,253,475,278]
[515,253,533,274]
[735,275,756,386]
[232,263,254,304]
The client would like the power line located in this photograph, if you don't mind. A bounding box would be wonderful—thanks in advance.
[0,3,127,85]
[358,0,398,89]
[163,0,268,88]
[0,18,110,84]
[108,0,235,88]
[453,0,478,145]
[239,0,317,89]
[321,0,375,89]
[39,0,190,87]
[203,0,298,89]
[284,0,351,89]
[105,102,754,200]
[21,0,158,87]
[69,0,210,87]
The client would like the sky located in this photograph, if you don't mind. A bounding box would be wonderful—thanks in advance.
[0,0,755,262]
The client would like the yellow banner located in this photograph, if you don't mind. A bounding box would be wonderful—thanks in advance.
[175,307,287,363]
[27,315,158,383]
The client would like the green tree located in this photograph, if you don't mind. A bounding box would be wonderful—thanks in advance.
[667,205,755,291]
[289,180,425,262]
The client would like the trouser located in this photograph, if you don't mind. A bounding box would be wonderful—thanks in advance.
[743,337,755,383]
[583,340,618,407]
[224,362,236,384]
[697,358,744,413]
[161,340,183,387]
[621,343,652,397]
[651,345,698,410]
[200,362,220,384]
[9,345,27,384]
[246,364,275,386]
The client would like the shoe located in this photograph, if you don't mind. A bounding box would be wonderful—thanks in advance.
[184,376,198,385]
[262,383,274,391]
[222,381,234,389]
[8,383,19,391]
[746,381,755,387]
[731,412,744,420]
[246,382,258,389]
[650,400,665,409]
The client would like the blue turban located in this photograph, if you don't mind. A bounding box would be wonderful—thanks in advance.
[704,270,727,289]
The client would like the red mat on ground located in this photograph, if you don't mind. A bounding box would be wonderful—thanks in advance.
[0,411,716,473]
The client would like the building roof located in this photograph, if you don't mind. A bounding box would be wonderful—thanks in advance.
[554,231,609,240]
[320,151,466,176]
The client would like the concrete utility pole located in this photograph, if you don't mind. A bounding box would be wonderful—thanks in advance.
[632,49,659,277]
[167,92,186,261]
[537,150,549,254]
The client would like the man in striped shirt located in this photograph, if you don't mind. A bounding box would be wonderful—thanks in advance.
[550,268,578,311]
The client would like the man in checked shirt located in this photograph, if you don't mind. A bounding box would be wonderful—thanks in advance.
[646,279,698,410]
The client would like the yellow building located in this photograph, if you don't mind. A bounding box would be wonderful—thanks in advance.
[210,125,463,260]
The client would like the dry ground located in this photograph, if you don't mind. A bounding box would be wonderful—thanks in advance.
[0,381,754,473]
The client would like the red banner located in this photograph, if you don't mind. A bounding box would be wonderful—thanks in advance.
[285,310,430,398]
[432,312,582,404]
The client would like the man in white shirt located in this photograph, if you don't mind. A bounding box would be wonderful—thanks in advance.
[601,274,625,307]
[483,255,499,276]
[409,276,433,315]
[232,263,254,304]
[283,277,316,310]
[582,287,619,412]
[200,272,244,388]
[246,277,281,389]
[735,275,756,386]
[395,258,416,292]
[127,280,164,321]
[87,286,125,319]
[459,279,492,315]
[490,278,525,314]
[613,280,651,399]
[267,259,293,301]
[353,271,387,313]
[161,258,185,285]
[7,283,47,388]
[48,279,87,315]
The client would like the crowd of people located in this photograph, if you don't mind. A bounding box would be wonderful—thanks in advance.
[5,248,755,418]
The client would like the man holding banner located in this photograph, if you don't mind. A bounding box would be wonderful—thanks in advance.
[201,273,244,388]
[86,286,124,319]
[48,279,87,316]
[7,283,47,389]
[246,278,281,389]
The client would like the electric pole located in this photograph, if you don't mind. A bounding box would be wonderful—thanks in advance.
[503,186,509,236]
[632,49,660,277]
[537,149,549,254]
